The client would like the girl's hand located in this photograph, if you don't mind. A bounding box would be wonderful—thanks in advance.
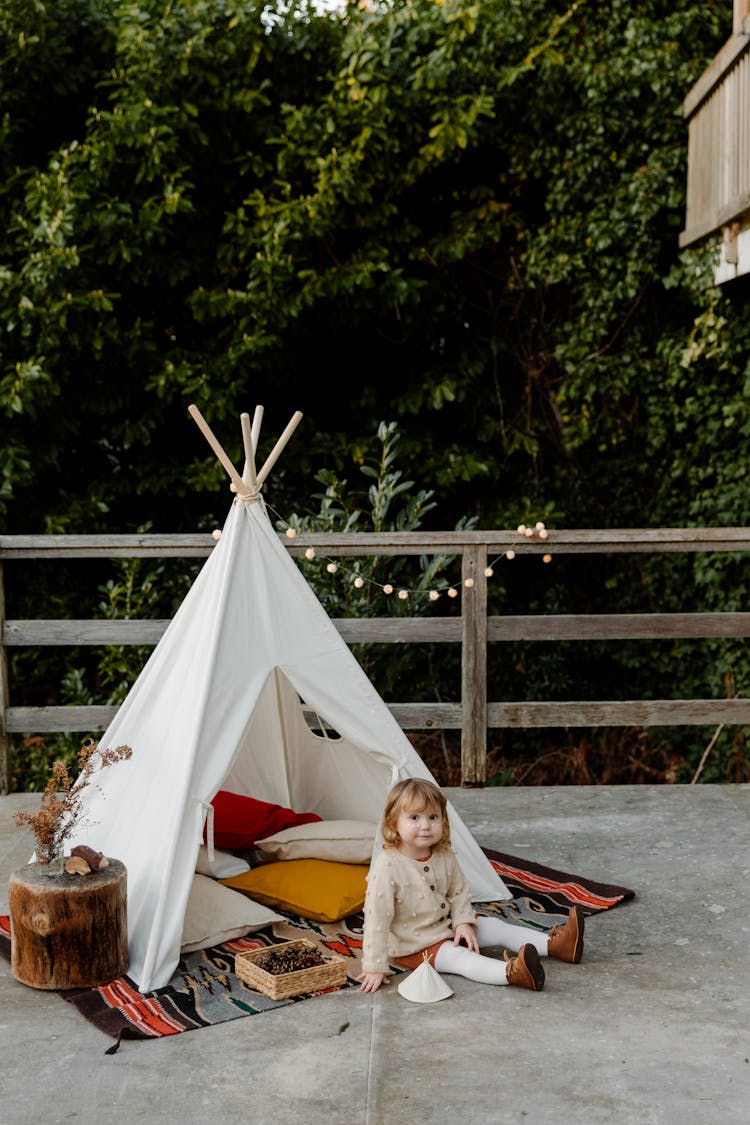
[453,922,479,953]
[356,972,389,993]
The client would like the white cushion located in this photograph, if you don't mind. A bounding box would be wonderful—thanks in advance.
[180,874,284,952]
[255,819,377,864]
[195,845,251,879]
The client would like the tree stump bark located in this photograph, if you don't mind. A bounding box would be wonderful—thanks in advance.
[8,859,128,989]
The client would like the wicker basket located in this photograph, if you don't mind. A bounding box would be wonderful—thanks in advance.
[235,940,348,1000]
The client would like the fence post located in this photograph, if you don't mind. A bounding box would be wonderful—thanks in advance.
[460,544,488,785]
[0,560,10,794]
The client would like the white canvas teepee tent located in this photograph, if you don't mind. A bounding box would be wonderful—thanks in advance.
[77,406,509,992]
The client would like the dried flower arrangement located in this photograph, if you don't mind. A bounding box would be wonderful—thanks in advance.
[14,739,133,865]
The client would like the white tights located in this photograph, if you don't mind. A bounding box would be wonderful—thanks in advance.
[433,916,549,986]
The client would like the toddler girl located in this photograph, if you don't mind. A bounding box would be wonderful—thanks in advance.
[357,777,584,993]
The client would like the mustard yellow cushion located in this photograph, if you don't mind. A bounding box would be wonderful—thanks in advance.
[220,859,368,923]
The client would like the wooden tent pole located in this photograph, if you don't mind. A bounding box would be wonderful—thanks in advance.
[188,404,249,496]
[251,405,264,452]
[256,411,303,487]
[240,412,257,489]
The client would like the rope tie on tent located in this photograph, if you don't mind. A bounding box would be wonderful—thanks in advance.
[199,800,215,861]
[232,488,266,510]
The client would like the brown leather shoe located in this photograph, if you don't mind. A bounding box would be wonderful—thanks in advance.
[503,943,545,991]
[547,906,584,963]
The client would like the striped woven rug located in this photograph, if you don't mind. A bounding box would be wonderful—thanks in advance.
[0,847,634,1052]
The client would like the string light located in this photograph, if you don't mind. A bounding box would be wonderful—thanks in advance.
[211,529,222,541]
[264,503,554,602]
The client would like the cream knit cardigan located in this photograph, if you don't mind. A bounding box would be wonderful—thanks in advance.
[361,846,478,974]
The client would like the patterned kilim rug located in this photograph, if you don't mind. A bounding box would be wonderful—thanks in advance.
[0,848,634,1052]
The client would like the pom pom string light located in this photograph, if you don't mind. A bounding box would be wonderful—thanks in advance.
[264,504,552,601]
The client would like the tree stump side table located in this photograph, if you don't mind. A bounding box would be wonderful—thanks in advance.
[8,859,128,989]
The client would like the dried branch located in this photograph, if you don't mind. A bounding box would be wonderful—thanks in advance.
[14,739,132,863]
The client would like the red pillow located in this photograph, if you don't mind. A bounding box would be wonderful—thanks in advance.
[206,791,322,850]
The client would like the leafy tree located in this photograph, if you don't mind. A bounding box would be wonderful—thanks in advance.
[0,0,345,532]
[1,0,732,536]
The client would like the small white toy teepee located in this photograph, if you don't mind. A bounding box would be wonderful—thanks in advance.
[398,955,454,1003]
[75,404,510,992]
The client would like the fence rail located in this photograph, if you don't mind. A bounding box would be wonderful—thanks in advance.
[3,528,750,792]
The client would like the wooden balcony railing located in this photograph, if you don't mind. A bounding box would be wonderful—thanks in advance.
[3,528,750,791]
[680,17,750,248]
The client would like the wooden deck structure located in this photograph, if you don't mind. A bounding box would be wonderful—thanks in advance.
[3,527,750,791]
[680,1,750,280]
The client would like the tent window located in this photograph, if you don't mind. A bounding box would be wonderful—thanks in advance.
[300,705,342,741]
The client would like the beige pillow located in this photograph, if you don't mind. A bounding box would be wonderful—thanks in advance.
[181,873,284,952]
[255,819,377,864]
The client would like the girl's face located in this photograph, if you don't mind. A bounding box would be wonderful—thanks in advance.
[395,802,444,859]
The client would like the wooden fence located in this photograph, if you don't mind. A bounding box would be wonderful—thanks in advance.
[3,527,750,792]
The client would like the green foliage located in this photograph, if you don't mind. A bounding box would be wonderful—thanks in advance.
[95,555,167,702]
[0,0,731,535]
[283,420,474,698]
[0,0,322,531]
[11,549,197,791]
[284,421,474,614]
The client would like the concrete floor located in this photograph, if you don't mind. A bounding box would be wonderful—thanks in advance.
[1,784,748,1125]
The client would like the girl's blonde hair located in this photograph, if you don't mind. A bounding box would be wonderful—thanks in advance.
[381,778,451,851]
